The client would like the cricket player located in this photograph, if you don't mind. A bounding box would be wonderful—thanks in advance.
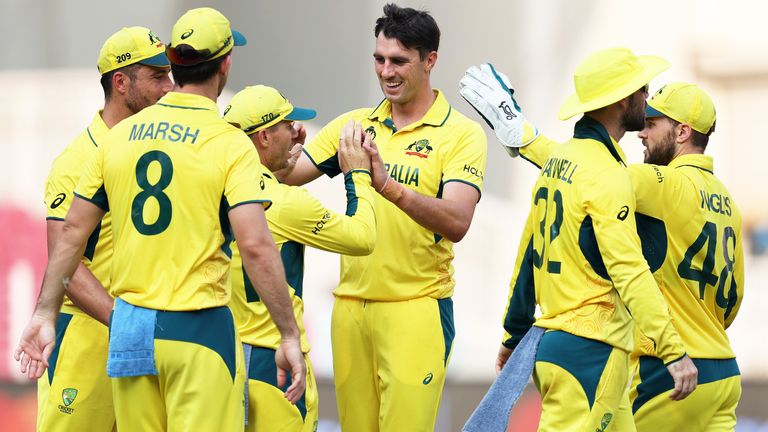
[463,63,743,431]
[15,8,305,432]
[224,85,377,432]
[37,26,172,431]
[282,4,487,431]
[459,49,698,431]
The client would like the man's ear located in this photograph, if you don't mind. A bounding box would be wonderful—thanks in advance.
[220,54,232,76]
[424,50,438,73]
[112,70,130,96]
[677,123,693,143]
[255,129,270,149]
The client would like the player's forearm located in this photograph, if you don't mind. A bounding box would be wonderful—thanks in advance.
[240,243,300,340]
[310,174,378,256]
[65,263,113,326]
[383,187,475,242]
[518,134,559,168]
[36,235,89,318]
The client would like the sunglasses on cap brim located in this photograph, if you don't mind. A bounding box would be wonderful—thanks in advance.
[166,36,231,66]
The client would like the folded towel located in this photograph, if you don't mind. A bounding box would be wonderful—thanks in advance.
[107,297,158,377]
[463,326,545,432]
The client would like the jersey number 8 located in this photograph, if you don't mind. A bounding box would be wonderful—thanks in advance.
[131,150,173,235]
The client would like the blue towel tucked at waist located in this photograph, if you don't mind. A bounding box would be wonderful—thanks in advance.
[463,326,545,432]
[107,297,158,378]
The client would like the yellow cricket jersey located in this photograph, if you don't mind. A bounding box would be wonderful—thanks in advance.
[230,167,376,351]
[303,90,487,300]
[75,92,268,311]
[501,117,685,364]
[629,154,743,359]
[45,112,113,313]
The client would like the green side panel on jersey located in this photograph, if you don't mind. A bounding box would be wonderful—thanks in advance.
[579,216,610,280]
[503,237,536,350]
[83,221,103,261]
[579,213,668,280]
[280,241,305,299]
[635,213,668,273]
[218,196,233,258]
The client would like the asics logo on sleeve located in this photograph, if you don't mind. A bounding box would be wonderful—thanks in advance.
[422,372,434,385]
[498,101,517,120]
[617,206,629,221]
[51,193,66,209]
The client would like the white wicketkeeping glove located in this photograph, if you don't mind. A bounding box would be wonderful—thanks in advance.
[459,63,540,157]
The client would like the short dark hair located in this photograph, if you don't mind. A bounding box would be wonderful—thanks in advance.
[170,51,228,87]
[668,118,714,150]
[374,3,440,60]
[100,63,140,100]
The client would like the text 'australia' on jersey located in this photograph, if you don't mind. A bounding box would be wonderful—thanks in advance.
[303,90,487,301]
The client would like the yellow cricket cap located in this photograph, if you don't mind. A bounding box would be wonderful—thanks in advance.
[97,26,169,75]
[223,85,317,135]
[559,47,669,120]
[167,7,246,66]
[646,82,716,134]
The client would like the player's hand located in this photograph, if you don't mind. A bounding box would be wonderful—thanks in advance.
[362,137,388,192]
[496,345,513,375]
[292,121,307,146]
[338,120,371,174]
[459,63,540,157]
[666,355,698,400]
[13,313,57,380]
[275,338,306,404]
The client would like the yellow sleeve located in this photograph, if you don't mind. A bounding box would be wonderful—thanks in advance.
[501,212,537,350]
[628,164,686,220]
[441,122,487,195]
[224,134,269,209]
[45,152,80,219]
[271,170,377,256]
[518,134,561,169]
[74,145,109,211]
[584,167,686,364]
[304,111,355,178]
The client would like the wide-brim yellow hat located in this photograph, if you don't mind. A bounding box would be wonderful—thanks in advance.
[558,47,669,120]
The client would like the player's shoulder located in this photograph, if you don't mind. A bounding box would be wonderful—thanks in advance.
[445,104,481,127]
[49,129,95,172]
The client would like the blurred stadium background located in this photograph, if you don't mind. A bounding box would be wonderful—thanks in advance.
[1,0,767,430]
